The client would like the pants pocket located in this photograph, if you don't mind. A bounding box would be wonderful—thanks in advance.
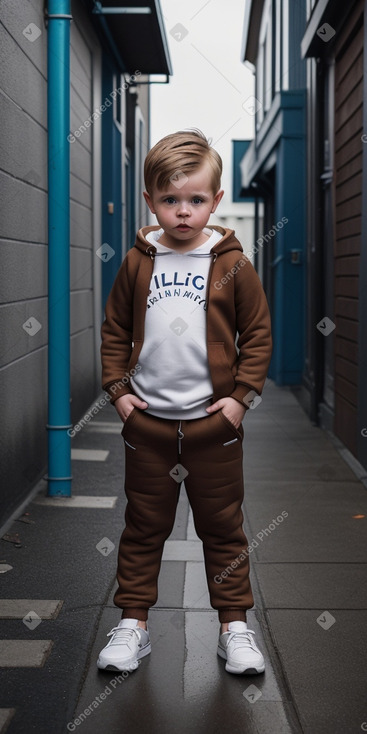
[121,407,137,437]
[218,410,243,442]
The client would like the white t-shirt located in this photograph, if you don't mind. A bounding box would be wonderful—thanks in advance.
[130,227,223,419]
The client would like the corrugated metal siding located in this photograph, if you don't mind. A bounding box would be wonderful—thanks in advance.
[333,5,364,455]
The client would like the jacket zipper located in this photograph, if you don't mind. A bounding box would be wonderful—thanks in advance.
[205,251,218,311]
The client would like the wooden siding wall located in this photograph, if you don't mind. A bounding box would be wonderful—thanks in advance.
[333,2,364,455]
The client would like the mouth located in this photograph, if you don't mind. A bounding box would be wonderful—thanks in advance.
[176,224,191,231]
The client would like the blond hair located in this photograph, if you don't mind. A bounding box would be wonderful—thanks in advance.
[144,129,222,195]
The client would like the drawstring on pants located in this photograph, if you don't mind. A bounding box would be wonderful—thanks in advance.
[178,421,184,455]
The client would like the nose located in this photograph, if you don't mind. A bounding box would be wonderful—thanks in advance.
[177,201,190,217]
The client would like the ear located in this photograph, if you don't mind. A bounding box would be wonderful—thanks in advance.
[143,191,156,214]
[211,189,224,213]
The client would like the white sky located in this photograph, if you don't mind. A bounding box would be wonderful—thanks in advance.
[150,0,255,208]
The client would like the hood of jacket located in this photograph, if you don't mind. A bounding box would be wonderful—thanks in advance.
[134,225,243,257]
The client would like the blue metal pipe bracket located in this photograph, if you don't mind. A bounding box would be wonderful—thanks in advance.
[46,0,72,496]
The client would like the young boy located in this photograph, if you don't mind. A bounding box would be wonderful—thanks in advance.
[98,129,272,675]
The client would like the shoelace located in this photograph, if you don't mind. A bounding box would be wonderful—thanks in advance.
[225,629,258,650]
[107,627,140,646]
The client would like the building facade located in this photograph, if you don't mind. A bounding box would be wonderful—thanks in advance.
[240,0,308,387]
[0,0,171,526]
[301,0,367,471]
[240,0,367,472]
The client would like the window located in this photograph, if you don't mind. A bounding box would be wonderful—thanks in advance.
[264,17,272,110]
[256,44,264,130]
[256,0,276,126]
[282,0,289,90]
[112,73,126,132]
[274,0,282,92]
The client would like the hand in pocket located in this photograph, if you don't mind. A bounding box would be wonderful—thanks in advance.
[114,394,148,423]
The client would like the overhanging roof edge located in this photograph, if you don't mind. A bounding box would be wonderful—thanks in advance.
[89,0,172,75]
[153,0,173,75]
[240,0,252,63]
[241,0,265,65]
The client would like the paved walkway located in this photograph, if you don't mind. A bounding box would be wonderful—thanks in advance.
[0,380,366,733]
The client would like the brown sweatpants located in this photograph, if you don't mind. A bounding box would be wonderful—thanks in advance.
[114,406,254,623]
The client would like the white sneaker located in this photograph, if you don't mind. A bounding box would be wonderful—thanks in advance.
[217,621,265,674]
[97,618,151,672]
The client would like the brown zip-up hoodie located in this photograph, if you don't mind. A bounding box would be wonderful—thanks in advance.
[100,225,272,410]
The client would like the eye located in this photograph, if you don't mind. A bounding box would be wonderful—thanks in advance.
[163,196,176,204]
[192,197,204,204]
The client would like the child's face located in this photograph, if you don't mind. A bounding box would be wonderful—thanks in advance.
[143,160,224,250]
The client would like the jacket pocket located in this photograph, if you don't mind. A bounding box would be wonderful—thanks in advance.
[207,342,236,396]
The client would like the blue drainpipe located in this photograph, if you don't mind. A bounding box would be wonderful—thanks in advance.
[46,0,72,496]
